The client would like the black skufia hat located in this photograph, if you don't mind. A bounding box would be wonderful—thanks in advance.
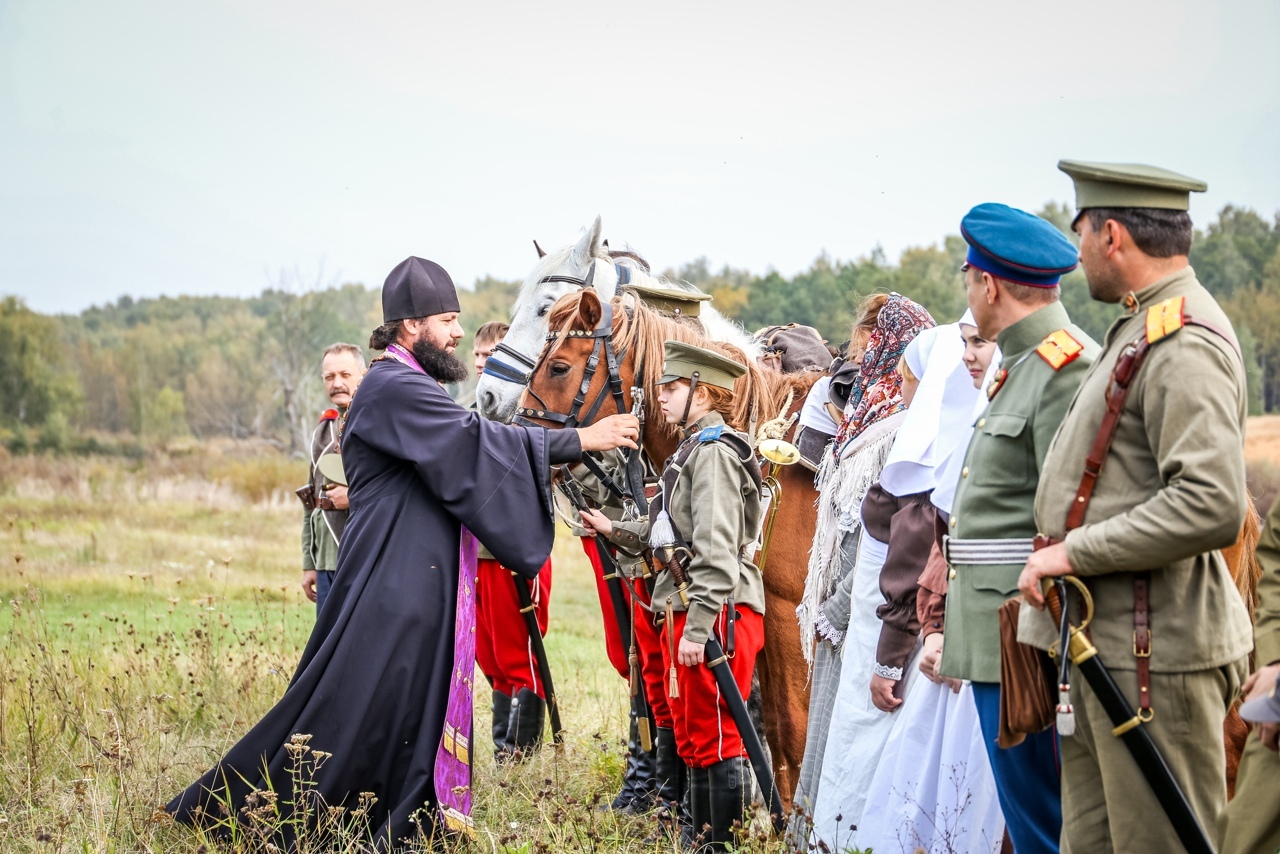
[382,257,461,322]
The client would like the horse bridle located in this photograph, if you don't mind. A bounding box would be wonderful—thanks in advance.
[513,262,648,514]
[480,262,634,388]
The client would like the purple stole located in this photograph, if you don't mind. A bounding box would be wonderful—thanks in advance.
[382,344,476,835]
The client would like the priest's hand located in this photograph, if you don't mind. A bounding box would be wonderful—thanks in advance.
[1018,541,1073,610]
[870,673,903,712]
[579,508,613,536]
[678,636,705,667]
[577,414,640,452]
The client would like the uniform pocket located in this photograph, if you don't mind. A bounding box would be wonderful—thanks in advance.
[971,412,1033,489]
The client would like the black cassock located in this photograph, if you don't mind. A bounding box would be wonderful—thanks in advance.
[167,359,581,848]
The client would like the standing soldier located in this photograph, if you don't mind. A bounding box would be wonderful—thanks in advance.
[472,320,554,762]
[938,203,1097,853]
[301,343,365,611]
[1219,494,1280,853]
[1020,161,1253,852]
[581,341,765,851]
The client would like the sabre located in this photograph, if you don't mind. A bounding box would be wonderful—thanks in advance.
[1036,543,1214,854]
[704,635,784,833]
[511,570,564,746]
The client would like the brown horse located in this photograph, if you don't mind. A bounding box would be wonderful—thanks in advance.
[517,288,817,811]
[1223,501,1263,799]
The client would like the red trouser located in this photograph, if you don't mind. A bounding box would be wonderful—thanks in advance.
[580,537,629,679]
[475,557,552,697]
[661,607,763,768]
[580,537,672,727]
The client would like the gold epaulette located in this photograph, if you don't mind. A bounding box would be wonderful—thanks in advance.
[1146,296,1186,343]
[1036,329,1085,371]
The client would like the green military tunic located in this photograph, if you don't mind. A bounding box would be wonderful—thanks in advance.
[609,411,765,644]
[940,301,1098,683]
[1218,496,1280,854]
[301,414,345,573]
[1029,266,1252,853]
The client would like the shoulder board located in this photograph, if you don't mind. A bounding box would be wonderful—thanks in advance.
[1035,329,1085,371]
[1146,296,1186,344]
[697,425,726,443]
[319,409,340,422]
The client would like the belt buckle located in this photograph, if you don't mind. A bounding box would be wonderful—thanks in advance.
[1132,629,1152,658]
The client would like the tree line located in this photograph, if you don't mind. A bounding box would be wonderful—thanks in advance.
[2,202,1277,456]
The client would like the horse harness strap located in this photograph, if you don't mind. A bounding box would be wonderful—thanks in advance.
[1057,297,1240,723]
[481,342,538,385]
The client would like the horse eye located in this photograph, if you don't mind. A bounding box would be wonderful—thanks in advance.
[537,303,552,317]
[550,362,571,378]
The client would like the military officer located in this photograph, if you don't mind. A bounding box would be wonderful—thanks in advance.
[1020,161,1253,852]
[581,341,765,852]
[1218,493,1280,853]
[301,343,365,611]
[936,203,1098,854]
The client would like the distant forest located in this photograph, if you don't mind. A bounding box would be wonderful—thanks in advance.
[3,203,1278,456]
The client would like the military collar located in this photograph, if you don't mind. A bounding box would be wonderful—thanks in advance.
[1122,266,1197,314]
[681,410,725,439]
[995,300,1071,360]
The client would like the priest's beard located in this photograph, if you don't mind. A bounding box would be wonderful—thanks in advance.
[412,334,469,383]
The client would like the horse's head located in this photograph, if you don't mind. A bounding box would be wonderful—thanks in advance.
[515,289,637,432]
[477,216,638,422]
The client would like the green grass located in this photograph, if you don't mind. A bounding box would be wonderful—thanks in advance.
[0,460,797,852]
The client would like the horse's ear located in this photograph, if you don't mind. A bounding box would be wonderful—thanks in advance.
[602,239,609,249]
[577,288,604,329]
[570,216,604,265]
[533,239,546,258]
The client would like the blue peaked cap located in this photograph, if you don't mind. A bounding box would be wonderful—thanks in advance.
[961,203,1079,287]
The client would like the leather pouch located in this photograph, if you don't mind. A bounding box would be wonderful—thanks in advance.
[997,596,1055,748]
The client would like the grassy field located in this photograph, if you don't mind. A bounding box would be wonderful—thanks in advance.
[1,418,1276,853]
[0,455,794,853]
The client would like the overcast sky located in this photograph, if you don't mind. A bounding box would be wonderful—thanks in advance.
[3,0,1278,314]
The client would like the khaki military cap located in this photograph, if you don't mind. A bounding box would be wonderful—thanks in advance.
[658,340,746,391]
[1059,159,1207,213]
[317,452,347,486]
[627,282,712,317]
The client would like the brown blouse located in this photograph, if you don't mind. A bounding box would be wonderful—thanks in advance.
[916,510,950,638]
[861,483,936,677]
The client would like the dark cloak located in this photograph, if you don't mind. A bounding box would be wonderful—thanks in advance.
[167,359,581,850]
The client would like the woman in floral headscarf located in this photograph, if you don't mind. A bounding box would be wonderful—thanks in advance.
[789,293,934,846]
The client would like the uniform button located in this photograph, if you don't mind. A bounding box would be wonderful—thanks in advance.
[977,418,986,429]
[950,517,957,528]
[949,569,957,581]
[961,467,969,478]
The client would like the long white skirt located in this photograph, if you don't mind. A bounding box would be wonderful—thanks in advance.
[857,678,1006,853]
[810,533,918,850]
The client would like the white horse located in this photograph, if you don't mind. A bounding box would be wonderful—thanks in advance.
[476,216,754,423]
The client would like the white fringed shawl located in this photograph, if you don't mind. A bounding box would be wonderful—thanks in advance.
[798,411,905,668]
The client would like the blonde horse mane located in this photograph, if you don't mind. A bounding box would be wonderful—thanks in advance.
[544,291,797,440]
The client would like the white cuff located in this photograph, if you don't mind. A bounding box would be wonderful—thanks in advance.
[873,663,903,681]
[815,611,845,648]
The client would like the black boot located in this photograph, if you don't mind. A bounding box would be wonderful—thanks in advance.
[491,690,513,762]
[505,687,545,761]
[606,709,657,814]
[687,758,748,852]
[644,727,687,840]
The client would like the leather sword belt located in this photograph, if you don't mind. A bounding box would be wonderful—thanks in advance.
[943,536,1036,566]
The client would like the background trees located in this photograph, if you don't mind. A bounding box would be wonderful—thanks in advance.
[4,202,1278,454]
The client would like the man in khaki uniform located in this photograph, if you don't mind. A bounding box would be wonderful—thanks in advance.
[1218,494,1280,853]
[940,202,1099,854]
[1019,160,1253,852]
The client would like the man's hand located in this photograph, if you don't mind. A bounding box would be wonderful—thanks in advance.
[301,570,318,603]
[870,672,903,712]
[578,508,613,536]
[577,414,640,452]
[678,636,705,667]
[324,485,349,510]
[1242,663,1280,751]
[1018,541,1073,609]
[918,634,965,694]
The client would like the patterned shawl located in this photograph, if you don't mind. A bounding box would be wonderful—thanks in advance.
[835,294,935,448]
